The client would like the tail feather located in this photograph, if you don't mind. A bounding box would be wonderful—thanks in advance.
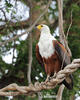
[62,74,73,90]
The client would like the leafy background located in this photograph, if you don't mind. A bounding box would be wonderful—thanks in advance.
[0,0,80,100]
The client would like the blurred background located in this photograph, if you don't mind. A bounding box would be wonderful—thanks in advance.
[0,0,80,100]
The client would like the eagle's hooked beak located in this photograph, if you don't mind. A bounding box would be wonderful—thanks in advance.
[36,25,43,30]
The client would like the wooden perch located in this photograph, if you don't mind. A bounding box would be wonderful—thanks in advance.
[0,58,80,96]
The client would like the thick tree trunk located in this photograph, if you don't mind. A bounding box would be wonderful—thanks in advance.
[57,0,69,100]
[57,0,65,99]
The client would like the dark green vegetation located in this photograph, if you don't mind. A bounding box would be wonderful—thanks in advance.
[0,0,80,100]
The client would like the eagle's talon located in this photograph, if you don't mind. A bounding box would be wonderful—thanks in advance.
[49,73,57,80]
[45,75,50,83]
[53,72,57,78]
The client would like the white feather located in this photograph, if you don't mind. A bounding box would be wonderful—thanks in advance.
[38,25,56,59]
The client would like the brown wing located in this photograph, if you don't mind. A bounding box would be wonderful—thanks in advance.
[53,40,71,69]
[36,44,44,67]
[53,40,73,90]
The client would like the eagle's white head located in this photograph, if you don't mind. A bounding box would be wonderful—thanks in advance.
[36,24,50,33]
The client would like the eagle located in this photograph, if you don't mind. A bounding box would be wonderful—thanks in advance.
[36,24,73,90]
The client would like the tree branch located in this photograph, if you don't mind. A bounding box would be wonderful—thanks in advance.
[57,1,67,99]
[57,0,73,99]
[56,84,65,100]
[27,0,33,84]
[0,58,80,96]
[66,10,73,38]
[0,0,52,46]
[57,0,72,57]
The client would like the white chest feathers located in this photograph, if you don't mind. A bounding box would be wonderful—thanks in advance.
[38,34,56,59]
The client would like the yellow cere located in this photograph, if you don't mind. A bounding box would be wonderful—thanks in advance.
[37,25,42,30]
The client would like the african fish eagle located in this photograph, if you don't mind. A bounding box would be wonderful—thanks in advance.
[36,24,73,90]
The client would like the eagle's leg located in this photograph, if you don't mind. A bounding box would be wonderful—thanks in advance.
[45,74,50,83]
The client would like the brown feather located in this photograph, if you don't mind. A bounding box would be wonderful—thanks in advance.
[43,52,61,76]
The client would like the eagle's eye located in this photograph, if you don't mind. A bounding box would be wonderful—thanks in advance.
[41,25,43,27]
[37,24,43,30]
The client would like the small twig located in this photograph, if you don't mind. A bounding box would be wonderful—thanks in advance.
[66,10,73,39]
[0,9,7,21]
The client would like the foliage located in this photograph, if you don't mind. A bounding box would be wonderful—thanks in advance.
[0,0,80,100]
